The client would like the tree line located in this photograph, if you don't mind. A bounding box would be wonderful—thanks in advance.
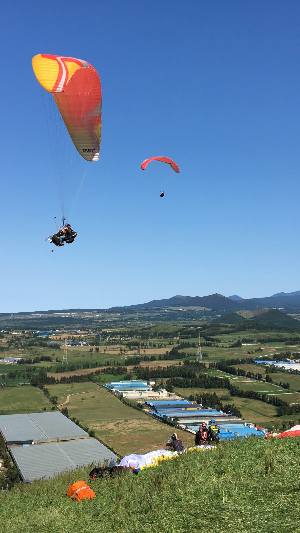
[188,391,242,418]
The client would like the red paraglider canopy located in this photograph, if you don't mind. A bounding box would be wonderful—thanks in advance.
[141,157,180,173]
[278,425,300,438]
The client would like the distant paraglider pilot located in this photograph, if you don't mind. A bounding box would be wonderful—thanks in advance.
[160,191,165,197]
[50,224,77,247]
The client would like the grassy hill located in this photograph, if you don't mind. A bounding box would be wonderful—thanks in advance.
[1,436,300,533]
[250,308,300,329]
[213,312,246,324]
[215,308,300,329]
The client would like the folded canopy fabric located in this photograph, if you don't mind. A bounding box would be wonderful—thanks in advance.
[278,425,300,438]
[119,449,174,469]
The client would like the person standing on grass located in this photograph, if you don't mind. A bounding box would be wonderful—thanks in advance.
[195,422,209,445]
[208,419,220,444]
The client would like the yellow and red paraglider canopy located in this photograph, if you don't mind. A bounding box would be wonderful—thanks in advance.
[32,54,102,162]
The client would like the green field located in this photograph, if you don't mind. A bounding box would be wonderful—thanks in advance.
[229,380,286,393]
[46,382,98,406]
[237,363,300,390]
[47,383,195,456]
[0,386,52,414]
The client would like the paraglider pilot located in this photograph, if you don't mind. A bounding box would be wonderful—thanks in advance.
[208,419,220,444]
[195,422,209,445]
[50,224,77,247]
[166,433,184,452]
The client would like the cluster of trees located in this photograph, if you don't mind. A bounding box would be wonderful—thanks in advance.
[201,335,221,343]
[264,374,290,389]
[211,359,292,390]
[17,355,52,365]
[164,375,230,391]
[54,359,123,373]
[6,367,36,380]
[135,360,207,381]
[276,404,300,416]
[255,336,300,345]
[132,356,296,420]
[7,337,48,348]
[0,434,21,490]
[29,365,130,388]
[162,347,188,360]
[57,373,100,384]
[136,367,196,381]
[228,384,290,415]
[188,392,242,418]
[209,358,253,373]
[129,355,156,362]
[42,387,58,407]
[30,370,56,387]
[100,366,127,375]
[0,346,8,352]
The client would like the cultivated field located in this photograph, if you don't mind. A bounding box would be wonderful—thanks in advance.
[46,383,195,456]
[0,386,51,414]
[2,321,300,444]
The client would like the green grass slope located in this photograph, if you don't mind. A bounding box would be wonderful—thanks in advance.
[213,312,246,324]
[1,437,300,533]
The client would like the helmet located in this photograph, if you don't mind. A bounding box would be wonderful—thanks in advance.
[171,433,178,440]
[210,419,215,424]
[202,422,207,428]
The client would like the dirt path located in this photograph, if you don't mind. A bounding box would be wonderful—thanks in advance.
[58,391,88,408]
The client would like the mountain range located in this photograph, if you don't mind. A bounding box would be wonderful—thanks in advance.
[117,291,300,313]
[3,291,300,317]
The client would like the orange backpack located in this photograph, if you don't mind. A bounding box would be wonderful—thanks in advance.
[67,480,96,502]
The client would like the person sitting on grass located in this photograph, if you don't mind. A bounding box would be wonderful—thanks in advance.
[166,433,184,452]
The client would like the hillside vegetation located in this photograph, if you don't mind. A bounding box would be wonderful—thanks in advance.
[1,437,300,533]
[216,309,300,329]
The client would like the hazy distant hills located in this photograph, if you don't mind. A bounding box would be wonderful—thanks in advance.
[126,292,300,313]
[130,294,241,312]
[238,294,300,311]
[128,295,192,308]
[3,291,300,320]
[271,290,300,297]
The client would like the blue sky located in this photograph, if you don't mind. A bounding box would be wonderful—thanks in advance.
[2,0,300,312]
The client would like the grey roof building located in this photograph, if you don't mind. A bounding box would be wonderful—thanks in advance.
[0,411,118,482]
[0,412,88,445]
[9,439,118,482]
